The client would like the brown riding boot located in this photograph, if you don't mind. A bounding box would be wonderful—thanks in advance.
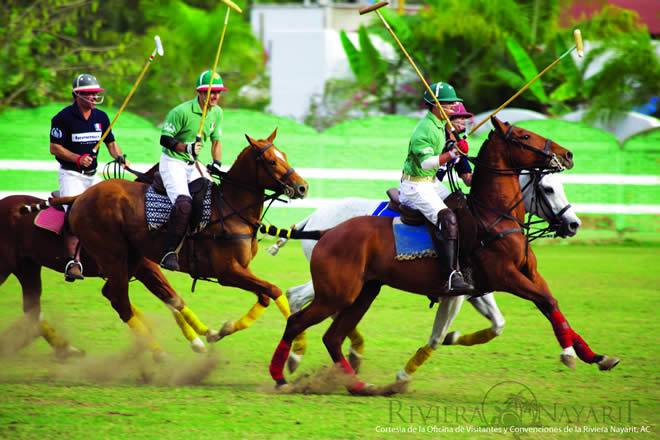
[64,234,83,282]
[160,195,192,271]
[438,208,474,294]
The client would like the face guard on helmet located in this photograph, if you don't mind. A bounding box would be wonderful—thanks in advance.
[196,71,228,92]
[72,74,105,104]
[449,102,474,134]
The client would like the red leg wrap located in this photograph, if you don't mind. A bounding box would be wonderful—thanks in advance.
[338,358,367,393]
[338,357,356,377]
[571,330,597,363]
[549,310,573,348]
[269,340,291,381]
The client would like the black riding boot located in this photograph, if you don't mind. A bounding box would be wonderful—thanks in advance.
[160,195,192,271]
[438,208,474,293]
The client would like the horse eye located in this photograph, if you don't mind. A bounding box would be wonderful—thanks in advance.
[269,160,276,166]
[522,135,530,140]
[544,187,554,194]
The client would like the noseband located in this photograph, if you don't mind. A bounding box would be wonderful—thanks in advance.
[502,125,565,172]
[254,142,296,197]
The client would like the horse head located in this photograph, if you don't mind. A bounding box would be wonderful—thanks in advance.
[490,116,574,172]
[520,171,581,238]
[234,128,308,199]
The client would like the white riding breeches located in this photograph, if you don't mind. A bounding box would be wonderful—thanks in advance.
[58,168,102,211]
[159,152,202,204]
[399,178,451,226]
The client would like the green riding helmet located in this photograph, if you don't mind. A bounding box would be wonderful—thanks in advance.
[423,82,462,105]
[196,70,228,92]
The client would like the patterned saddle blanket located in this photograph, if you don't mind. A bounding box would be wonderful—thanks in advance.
[144,185,213,231]
[370,201,436,261]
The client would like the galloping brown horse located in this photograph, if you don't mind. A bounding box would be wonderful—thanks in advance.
[267,117,619,394]
[0,193,219,359]
[36,129,308,359]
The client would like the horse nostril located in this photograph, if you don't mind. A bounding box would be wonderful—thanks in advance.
[297,184,308,196]
[570,221,580,231]
[566,151,573,160]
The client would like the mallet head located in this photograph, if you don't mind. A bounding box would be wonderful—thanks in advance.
[359,1,389,15]
[154,36,164,56]
[221,0,243,14]
[573,29,584,57]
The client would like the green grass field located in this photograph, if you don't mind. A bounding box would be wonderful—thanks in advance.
[0,240,658,439]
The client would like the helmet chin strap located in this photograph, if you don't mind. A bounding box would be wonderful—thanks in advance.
[74,92,104,105]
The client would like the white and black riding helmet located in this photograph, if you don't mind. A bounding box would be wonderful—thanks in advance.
[72,74,105,104]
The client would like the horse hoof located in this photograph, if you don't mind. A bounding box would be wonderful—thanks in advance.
[349,382,376,396]
[396,369,412,383]
[443,331,460,345]
[205,329,221,343]
[153,349,168,363]
[54,345,86,360]
[348,348,362,374]
[287,352,302,374]
[218,321,235,339]
[560,354,576,369]
[190,337,207,353]
[598,356,620,371]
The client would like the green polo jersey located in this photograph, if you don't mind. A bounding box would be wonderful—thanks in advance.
[402,111,447,178]
[160,98,223,162]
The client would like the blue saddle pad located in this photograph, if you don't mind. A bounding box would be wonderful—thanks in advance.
[370,201,400,218]
[370,201,436,260]
[144,186,213,231]
[392,217,437,261]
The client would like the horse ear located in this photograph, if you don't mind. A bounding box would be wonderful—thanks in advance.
[267,127,278,143]
[490,116,505,133]
[245,134,255,147]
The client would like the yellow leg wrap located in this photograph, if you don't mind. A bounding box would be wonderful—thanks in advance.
[39,320,67,349]
[172,310,198,342]
[404,344,435,376]
[180,306,209,335]
[347,328,365,355]
[456,328,497,346]
[274,295,291,319]
[126,316,161,352]
[233,302,267,331]
[291,331,307,356]
[131,305,153,333]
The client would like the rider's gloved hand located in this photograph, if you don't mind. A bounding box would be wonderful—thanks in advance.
[455,138,469,154]
[208,159,222,175]
[186,140,202,159]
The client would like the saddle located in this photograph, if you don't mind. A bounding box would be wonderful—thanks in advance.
[145,173,212,232]
[385,188,479,266]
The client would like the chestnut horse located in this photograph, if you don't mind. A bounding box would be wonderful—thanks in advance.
[266,117,619,394]
[0,194,220,359]
[37,129,308,359]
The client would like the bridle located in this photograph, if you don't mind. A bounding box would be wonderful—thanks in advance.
[521,171,573,241]
[253,142,297,198]
[454,124,567,249]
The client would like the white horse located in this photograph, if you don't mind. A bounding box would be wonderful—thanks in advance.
[269,171,581,380]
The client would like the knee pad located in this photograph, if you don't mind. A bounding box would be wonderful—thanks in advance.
[437,208,458,240]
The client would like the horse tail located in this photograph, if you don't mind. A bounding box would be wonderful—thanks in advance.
[266,214,313,255]
[260,224,324,241]
[19,196,78,215]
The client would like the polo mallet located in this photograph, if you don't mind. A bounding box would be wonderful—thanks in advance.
[93,36,164,154]
[469,29,584,136]
[360,1,464,147]
[196,0,243,145]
